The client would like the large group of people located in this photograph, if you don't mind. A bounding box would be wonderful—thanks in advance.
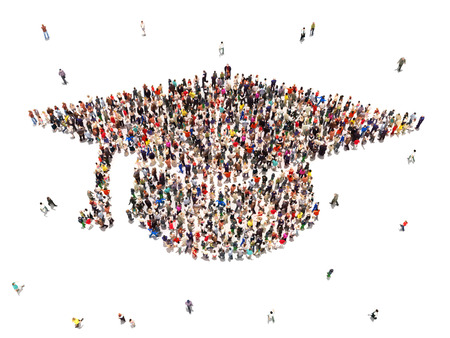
[28,65,423,261]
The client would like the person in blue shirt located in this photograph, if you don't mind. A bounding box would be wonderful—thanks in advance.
[12,282,24,295]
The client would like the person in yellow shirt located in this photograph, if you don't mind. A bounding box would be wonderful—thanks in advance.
[72,317,84,328]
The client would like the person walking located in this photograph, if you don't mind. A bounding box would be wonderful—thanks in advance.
[370,309,378,321]
[415,116,425,130]
[47,197,58,209]
[129,319,136,328]
[40,202,49,215]
[12,282,25,295]
[300,27,306,42]
[310,22,315,36]
[185,299,193,314]
[329,193,339,206]
[219,41,224,56]
[41,24,49,40]
[397,57,406,72]
[327,269,334,279]
[267,309,275,323]
[118,313,126,324]
[407,150,416,164]
[59,69,67,85]
[140,21,146,36]
[72,317,84,328]
[400,220,408,231]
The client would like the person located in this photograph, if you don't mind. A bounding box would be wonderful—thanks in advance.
[129,319,136,328]
[397,57,406,72]
[267,310,275,323]
[12,282,25,295]
[40,202,49,215]
[72,317,84,328]
[370,309,378,320]
[415,116,425,129]
[118,313,126,324]
[300,27,306,42]
[41,24,49,40]
[47,197,58,209]
[59,69,67,85]
[219,41,224,56]
[140,21,146,36]
[329,193,339,206]
[400,220,408,231]
[310,22,315,36]
[327,269,334,279]
[407,150,416,163]
[185,299,193,314]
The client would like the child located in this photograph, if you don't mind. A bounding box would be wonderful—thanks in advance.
[129,319,136,328]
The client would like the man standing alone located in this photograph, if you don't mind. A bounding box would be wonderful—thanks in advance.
[397,57,406,72]
[310,22,315,36]
[59,69,67,85]
[219,41,224,56]
[140,21,146,36]
[41,24,49,40]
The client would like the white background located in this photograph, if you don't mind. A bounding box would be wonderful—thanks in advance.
[1,0,449,337]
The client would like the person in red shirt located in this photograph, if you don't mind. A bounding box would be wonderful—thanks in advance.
[400,220,408,231]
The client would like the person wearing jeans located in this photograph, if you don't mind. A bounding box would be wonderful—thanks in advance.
[41,24,49,40]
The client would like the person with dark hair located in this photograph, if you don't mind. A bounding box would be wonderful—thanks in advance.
[300,27,306,42]
[185,299,193,314]
[370,309,379,320]
[47,197,58,209]
[40,202,49,215]
[12,282,25,295]
[327,269,334,279]
[219,41,224,56]
[407,150,416,163]
[59,69,67,85]
[267,309,275,323]
[140,21,146,36]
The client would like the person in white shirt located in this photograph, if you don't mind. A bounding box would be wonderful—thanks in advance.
[140,21,146,36]
[219,41,224,56]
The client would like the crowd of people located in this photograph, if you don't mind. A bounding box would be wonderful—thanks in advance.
[29,66,424,261]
